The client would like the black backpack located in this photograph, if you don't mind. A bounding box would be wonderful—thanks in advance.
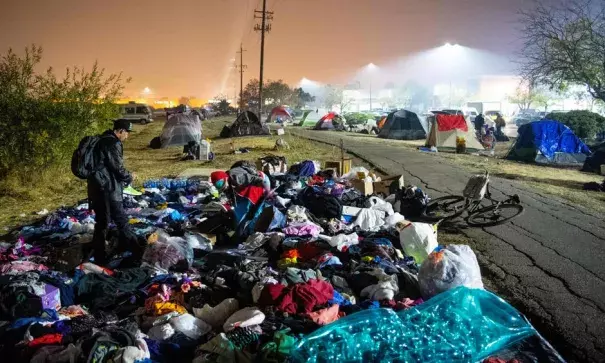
[71,135,100,179]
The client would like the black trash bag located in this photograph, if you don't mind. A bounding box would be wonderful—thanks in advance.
[398,186,430,219]
[298,187,342,220]
[149,136,162,149]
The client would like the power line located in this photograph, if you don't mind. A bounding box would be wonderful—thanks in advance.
[236,44,247,112]
[254,0,273,116]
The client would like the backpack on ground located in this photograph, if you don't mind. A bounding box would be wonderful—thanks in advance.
[71,135,100,179]
[398,186,430,219]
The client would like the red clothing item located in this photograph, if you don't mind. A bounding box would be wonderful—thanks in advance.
[296,242,324,260]
[483,359,521,363]
[236,185,265,205]
[259,279,334,315]
[210,171,229,185]
[28,333,63,347]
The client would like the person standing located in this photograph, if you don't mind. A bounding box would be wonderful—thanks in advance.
[495,114,506,135]
[87,119,140,265]
[474,113,485,134]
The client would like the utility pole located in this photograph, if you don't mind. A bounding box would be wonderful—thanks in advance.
[236,44,247,113]
[254,0,273,117]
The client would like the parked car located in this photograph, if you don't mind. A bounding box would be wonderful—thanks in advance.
[485,110,502,118]
[120,102,153,124]
[513,112,539,126]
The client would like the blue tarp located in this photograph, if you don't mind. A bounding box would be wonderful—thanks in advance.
[508,120,591,163]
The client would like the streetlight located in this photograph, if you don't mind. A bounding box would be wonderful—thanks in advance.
[441,43,460,108]
[366,63,378,111]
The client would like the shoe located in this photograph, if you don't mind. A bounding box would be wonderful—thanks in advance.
[123,185,142,196]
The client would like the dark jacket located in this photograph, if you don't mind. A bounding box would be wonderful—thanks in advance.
[474,115,485,130]
[88,130,132,202]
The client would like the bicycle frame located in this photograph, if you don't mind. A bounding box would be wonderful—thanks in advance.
[465,180,518,215]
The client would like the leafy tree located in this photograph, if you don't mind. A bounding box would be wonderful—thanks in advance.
[240,79,259,110]
[263,79,293,109]
[212,94,231,116]
[0,45,127,180]
[292,87,315,109]
[545,110,605,139]
[518,0,605,102]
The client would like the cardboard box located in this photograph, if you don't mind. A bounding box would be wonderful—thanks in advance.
[374,175,405,195]
[39,283,61,311]
[351,179,374,196]
[325,159,352,176]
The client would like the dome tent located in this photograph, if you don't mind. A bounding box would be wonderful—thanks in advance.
[378,110,427,140]
[160,111,202,148]
[220,111,270,138]
[267,106,293,123]
[314,112,346,131]
[507,120,591,165]
[425,113,483,151]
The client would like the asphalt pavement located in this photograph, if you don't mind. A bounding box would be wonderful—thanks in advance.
[292,128,605,363]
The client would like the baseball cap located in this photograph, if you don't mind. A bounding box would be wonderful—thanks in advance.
[113,119,133,132]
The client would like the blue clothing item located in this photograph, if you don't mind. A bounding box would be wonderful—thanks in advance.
[318,255,342,269]
[298,161,316,177]
[359,300,381,309]
[328,290,352,307]
[10,309,60,329]
[144,338,185,363]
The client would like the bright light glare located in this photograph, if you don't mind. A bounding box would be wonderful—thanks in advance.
[367,63,378,70]
[142,87,151,94]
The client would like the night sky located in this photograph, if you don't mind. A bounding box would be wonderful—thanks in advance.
[0,0,530,99]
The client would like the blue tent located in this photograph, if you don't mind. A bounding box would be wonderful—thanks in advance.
[507,120,591,165]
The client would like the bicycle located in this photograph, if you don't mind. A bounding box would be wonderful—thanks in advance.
[421,171,524,227]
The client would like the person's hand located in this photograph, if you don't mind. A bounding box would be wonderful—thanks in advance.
[131,172,138,181]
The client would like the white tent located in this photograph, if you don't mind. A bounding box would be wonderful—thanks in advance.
[426,113,483,150]
[160,112,202,148]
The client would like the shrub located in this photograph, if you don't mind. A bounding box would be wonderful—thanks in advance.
[344,112,374,125]
[545,110,605,139]
[0,45,127,180]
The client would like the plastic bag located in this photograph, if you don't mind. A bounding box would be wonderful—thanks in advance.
[184,233,213,251]
[385,212,406,227]
[142,230,194,271]
[418,244,484,299]
[366,196,394,216]
[290,287,536,363]
[223,307,266,332]
[398,222,438,264]
[341,167,370,180]
[169,313,212,340]
[350,209,386,231]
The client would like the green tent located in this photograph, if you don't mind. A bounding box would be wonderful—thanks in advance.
[297,109,323,127]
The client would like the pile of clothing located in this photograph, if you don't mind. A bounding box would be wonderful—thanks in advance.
[0,159,564,363]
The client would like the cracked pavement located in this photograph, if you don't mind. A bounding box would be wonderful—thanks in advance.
[293,129,605,362]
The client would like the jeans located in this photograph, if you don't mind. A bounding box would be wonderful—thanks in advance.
[90,194,140,265]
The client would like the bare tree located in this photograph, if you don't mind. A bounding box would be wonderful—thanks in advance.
[323,85,353,113]
[518,0,605,102]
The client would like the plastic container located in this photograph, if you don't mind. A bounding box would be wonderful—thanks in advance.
[290,287,536,363]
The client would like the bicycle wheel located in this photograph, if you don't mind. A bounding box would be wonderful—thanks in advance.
[422,196,468,221]
[466,203,524,227]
